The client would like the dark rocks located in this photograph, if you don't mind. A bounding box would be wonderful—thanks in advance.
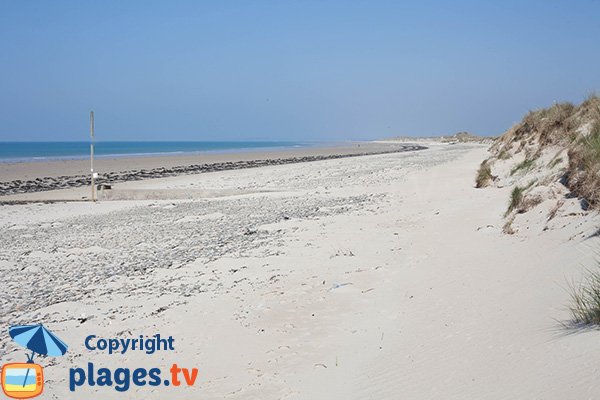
[0,145,426,196]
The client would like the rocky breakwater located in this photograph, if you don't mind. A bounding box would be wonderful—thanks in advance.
[0,145,426,196]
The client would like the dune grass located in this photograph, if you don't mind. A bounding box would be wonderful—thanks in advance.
[475,160,493,188]
[568,121,600,207]
[569,268,600,326]
[505,186,524,216]
[497,149,511,160]
[489,95,600,212]
[510,158,536,176]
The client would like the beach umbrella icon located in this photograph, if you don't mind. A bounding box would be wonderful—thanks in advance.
[8,324,68,387]
[9,324,68,359]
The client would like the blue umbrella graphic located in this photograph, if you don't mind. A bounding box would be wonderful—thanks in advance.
[9,324,68,387]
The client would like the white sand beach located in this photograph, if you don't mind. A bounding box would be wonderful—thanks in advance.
[1,143,599,399]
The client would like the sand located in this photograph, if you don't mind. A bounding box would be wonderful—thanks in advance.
[1,143,599,399]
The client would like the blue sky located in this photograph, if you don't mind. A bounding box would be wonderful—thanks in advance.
[1,0,599,141]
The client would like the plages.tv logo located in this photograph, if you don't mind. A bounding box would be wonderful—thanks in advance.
[1,324,68,399]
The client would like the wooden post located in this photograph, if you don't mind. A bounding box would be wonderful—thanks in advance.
[90,111,95,202]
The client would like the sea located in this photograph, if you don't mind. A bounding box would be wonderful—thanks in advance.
[0,141,316,162]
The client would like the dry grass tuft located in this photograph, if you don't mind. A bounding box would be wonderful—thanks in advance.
[490,95,600,160]
[579,94,600,120]
[508,102,577,148]
[567,121,600,207]
[475,160,494,188]
[502,215,516,234]
[537,102,577,146]
[547,200,564,221]
[520,195,543,213]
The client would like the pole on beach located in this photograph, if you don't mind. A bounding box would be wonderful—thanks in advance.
[90,111,96,202]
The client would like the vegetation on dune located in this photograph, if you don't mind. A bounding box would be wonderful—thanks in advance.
[569,268,600,326]
[510,158,536,176]
[475,160,494,188]
[567,121,600,208]
[502,179,542,217]
[516,101,577,147]
[497,149,511,160]
[477,95,600,326]
[483,94,600,211]
[506,186,524,216]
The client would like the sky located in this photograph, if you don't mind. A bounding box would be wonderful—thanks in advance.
[1,0,600,141]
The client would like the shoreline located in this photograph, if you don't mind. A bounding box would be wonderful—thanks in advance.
[0,141,340,164]
[0,142,426,197]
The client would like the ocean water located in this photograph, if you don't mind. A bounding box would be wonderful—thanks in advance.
[0,141,314,162]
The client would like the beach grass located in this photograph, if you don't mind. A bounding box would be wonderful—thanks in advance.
[569,267,600,325]
[506,186,524,216]
[475,160,493,188]
[510,159,535,176]
[567,121,600,208]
